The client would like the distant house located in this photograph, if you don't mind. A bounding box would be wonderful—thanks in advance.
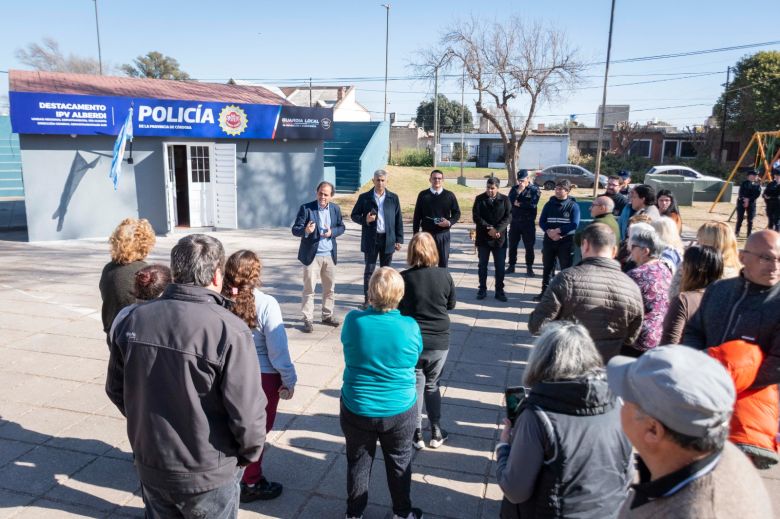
[389,119,431,156]
[279,85,371,122]
[569,127,612,158]
[438,132,569,170]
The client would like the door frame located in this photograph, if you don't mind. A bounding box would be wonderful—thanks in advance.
[162,141,215,231]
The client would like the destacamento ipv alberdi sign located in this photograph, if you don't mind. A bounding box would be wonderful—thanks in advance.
[9,91,334,140]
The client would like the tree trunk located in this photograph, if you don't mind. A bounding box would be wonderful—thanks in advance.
[505,140,520,186]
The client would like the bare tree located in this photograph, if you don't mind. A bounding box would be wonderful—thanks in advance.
[612,121,643,157]
[16,37,101,74]
[415,17,582,184]
[684,125,718,160]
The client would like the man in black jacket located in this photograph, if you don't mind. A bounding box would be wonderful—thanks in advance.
[351,169,404,306]
[507,169,540,276]
[412,169,461,267]
[736,170,762,237]
[473,177,511,301]
[684,230,780,387]
[107,234,266,517]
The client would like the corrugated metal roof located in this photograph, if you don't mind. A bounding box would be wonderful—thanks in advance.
[9,70,291,105]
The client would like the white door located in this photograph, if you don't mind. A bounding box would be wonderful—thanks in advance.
[187,144,213,227]
[163,144,177,232]
[212,143,238,229]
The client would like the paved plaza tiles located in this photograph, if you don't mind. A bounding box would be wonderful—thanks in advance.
[0,223,777,518]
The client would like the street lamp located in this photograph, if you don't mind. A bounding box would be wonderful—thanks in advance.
[381,3,390,121]
[92,0,103,74]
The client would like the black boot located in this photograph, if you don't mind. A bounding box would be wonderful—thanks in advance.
[506,264,516,274]
[526,266,535,277]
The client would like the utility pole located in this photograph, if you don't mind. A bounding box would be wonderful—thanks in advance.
[381,4,390,121]
[719,66,731,164]
[593,0,616,198]
[433,65,439,166]
[93,0,103,74]
[460,65,465,181]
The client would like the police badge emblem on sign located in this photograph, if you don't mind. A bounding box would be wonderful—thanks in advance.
[219,105,248,136]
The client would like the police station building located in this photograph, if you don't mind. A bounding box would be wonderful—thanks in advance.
[9,70,333,241]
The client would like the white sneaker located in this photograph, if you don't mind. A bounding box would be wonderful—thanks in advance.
[393,508,423,519]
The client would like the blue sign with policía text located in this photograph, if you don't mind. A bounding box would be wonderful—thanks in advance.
[9,91,333,140]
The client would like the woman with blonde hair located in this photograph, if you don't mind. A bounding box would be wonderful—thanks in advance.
[668,221,741,298]
[340,267,423,519]
[399,232,456,450]
[222,249,296,502]
[99,217,156,333]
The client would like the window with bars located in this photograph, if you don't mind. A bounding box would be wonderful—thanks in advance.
[190,146,210,183]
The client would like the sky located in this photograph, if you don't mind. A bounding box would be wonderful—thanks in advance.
[1,0,779,129]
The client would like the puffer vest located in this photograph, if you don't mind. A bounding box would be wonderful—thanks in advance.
[512,373,632,518]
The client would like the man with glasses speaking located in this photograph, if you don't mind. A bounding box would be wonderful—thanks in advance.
[684,229,780,386]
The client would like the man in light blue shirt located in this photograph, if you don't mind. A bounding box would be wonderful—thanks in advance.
[291,181,345,333]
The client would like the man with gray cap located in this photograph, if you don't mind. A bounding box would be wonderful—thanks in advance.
[607,346,772,518]
[506,169,540,276]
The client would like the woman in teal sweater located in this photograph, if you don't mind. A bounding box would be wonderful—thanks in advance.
[340,267,423,519]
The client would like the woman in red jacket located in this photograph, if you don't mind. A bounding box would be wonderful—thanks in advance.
[707,340,779,469]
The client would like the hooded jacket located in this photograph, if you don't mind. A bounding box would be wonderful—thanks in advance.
[707,340,779,468]
[497,372,633,518]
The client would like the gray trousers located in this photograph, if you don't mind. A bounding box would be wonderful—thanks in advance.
[415,349,449,430]
[140,469,241,519]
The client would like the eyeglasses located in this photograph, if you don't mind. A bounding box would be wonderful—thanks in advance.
[741,250,780,265]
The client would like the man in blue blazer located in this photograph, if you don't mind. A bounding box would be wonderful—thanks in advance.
[351,170,404,307]
[291,181,346,333]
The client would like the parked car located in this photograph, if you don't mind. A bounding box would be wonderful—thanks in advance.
[644,165,721,182]
[533,164,607,190]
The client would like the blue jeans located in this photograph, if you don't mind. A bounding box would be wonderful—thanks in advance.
[340,401,417,518]
[140,469,241,519]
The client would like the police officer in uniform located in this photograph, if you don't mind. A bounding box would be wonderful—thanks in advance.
[736,170,762,237]
[506,169,540,277]
[763,168,780,231]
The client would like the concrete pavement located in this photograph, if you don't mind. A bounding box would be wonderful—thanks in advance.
[0,223,777,518]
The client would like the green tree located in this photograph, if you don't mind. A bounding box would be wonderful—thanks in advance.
[415,95,473,133]
[121,51,190,80]
[713,51,780,135]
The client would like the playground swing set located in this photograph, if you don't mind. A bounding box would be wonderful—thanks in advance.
[710,130,780,213]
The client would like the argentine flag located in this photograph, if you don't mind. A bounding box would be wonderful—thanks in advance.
[109,107,134,191]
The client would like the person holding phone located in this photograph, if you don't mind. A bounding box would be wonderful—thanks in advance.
[352,170,404,309]
[291,181,346,333]
[495,322,632,518]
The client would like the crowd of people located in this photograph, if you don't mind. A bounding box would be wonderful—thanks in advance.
[98,166,780,518]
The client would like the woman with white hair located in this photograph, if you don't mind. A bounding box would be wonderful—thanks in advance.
[652,216,684,274]
[496,322,632,518]
[626,226,672,356]
[340,267,423,519]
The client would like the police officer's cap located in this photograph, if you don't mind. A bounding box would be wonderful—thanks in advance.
[517,169,529,180]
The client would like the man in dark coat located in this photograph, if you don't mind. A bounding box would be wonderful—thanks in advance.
[507,169,540,277]
[472,177,511,301]
[351,169,404,306]
[736,170,762,237]
[684,229,780,387]
[602,175,629,217]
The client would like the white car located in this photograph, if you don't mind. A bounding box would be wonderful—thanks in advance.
[644,165,721,182]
